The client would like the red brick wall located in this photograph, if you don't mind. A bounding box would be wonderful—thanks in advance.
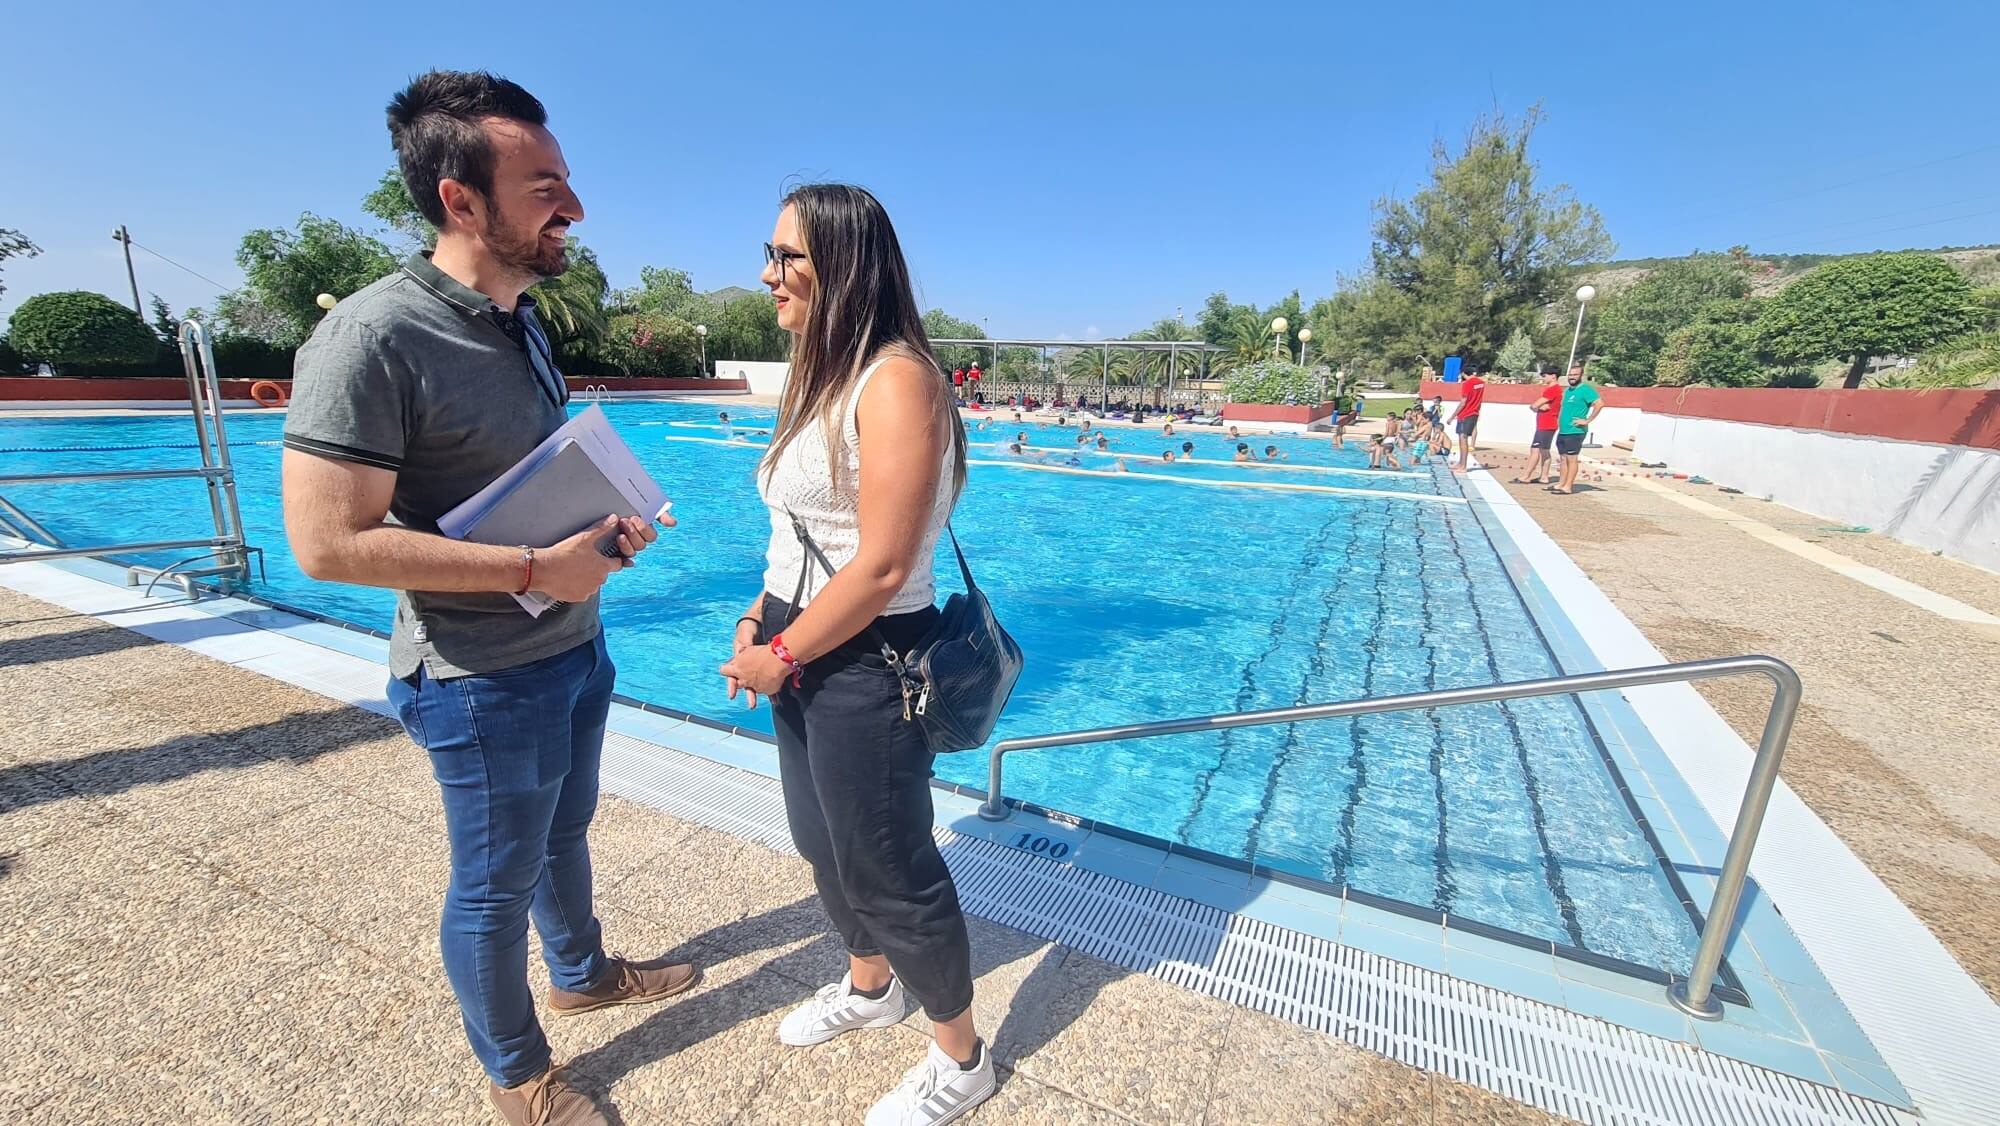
[1222,402,1337,424]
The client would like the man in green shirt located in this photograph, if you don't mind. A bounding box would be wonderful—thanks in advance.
[1553,362,1602,495]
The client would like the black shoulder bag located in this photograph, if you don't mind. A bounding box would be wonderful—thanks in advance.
[785,514,1023,754]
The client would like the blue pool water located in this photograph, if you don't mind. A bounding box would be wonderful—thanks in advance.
[0,402,1699,973]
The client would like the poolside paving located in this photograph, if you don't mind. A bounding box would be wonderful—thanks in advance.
[1481,449,2000,1000]
[0,586,1552,1124]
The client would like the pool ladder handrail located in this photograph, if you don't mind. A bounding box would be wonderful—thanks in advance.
[0,320,254,593]
[975,653,1801,1021]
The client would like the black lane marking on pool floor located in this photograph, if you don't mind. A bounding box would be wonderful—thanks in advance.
[1177,507,1347,840]
[1413,514,1460,915]
[1441,503,1586,949]
[1327,509,1392,886]
[1241,505,1377,862]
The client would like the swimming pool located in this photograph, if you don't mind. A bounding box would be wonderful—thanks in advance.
[0,401,1700,974]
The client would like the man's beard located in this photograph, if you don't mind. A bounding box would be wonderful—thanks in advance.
[485,211,571,279]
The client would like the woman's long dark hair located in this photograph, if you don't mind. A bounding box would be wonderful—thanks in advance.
[760,183,967,501]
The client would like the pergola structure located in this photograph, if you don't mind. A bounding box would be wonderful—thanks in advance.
[931,337,1227,409]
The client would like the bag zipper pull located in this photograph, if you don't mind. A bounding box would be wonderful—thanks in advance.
[915,684,931,716]
[899,679,915,721]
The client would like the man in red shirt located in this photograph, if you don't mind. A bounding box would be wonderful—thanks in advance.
[1451,367,1487,472]
[1515,366,1562,484]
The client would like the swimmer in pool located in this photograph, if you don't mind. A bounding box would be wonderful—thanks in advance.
[1096,437,1111,451]
[1227,426,1241,441]
[1263,445,1286,461]
[1181,441,1195,459]
[1234,443,1253,463]
[1162,450,1177,463]
[1161,422,1175,437]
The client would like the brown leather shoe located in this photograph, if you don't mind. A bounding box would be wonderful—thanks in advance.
[549,951,701,1017]
[488,1064,607,1126]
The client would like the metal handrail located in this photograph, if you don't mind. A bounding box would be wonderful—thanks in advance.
[0,320,253,591]
[976,654,1802,1020]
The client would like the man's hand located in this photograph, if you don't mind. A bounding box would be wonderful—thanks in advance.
[534,514,666,602]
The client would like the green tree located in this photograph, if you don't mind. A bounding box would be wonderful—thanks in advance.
[922,309,986,372]
[148,294,180,346]
[1495,327,1537,377]
[1892,331,2000,389]
[0,227,41,301]
[1757,252,1979,388]
[1223,360,1318,405]
[1360,106,1613,371]
[235,213,398,346]
[8,291,162,373]
[602,311,700,376]
[530,240,610,344]
[708,292,788,364]
[1654,321,1761,387]
[362,168,434,250]
[210,289,299,345]
[0,335,24,374]
[617,265,704,318]
[1592,255,1754,385]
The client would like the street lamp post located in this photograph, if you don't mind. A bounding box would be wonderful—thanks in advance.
[1271,316,1288,362]
[1562,286,1597,376]
[1297,327,1312,367]
[695,323,708,377]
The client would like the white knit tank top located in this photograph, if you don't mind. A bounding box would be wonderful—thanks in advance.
[759,359,955,614]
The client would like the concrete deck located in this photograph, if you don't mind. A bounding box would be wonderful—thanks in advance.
[0,586,1549,1124]
[1474,446,2000,1000]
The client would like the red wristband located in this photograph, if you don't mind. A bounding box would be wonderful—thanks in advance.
[515,547,534,596]
[769,635,805,688]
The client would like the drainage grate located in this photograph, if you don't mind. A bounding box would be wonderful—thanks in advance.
[592,729,1909,1126]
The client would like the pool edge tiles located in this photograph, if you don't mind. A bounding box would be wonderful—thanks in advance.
[0,554,1926,1123]
[1452,463,1933,1112]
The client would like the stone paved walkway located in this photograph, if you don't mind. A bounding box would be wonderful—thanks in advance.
[0,587,1550,1124]
[1475,449,2000,999]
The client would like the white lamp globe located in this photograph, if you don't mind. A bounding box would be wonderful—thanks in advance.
[695,324,708,336]
[1271,316,1289,334]
[1297,328,1312,343]
[1575,285,1597,304]
[315,293,337,311]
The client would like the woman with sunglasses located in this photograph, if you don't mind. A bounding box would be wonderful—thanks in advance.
[718,184,988,1126]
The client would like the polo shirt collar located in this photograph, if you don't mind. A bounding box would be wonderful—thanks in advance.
[402,251,542,321]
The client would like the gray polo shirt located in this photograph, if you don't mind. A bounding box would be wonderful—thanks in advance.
[284,253,598,680]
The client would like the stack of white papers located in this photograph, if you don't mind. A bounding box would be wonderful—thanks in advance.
[440,406,670,617]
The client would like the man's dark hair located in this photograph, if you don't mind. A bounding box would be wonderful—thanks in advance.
[1541,365,1561,376]
[387,71,548,228]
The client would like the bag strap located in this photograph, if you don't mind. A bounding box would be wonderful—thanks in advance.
[785,512,906,676]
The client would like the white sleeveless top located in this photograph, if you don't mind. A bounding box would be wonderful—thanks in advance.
[759,359,956,614]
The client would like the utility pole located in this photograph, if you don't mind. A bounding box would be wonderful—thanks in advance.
[111,225,142,314]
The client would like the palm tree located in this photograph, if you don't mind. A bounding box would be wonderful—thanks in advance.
[527,239,610,344]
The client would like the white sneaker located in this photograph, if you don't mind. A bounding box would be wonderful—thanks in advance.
[864,1040,997,1126]
[777,973,905,1047]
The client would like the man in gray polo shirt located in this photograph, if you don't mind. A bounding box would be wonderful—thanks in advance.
[282,71,695,1126]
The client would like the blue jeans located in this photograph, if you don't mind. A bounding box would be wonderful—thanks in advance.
[386,632,615,1086]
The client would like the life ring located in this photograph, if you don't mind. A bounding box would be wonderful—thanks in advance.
[250,381,289,408]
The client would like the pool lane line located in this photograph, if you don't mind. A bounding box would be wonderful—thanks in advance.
[1243,504,1383,864]
[1176,506,1349,842]
[1441,502,1585,949]
[1329,508,1394,887]
[978,441,1431,483]
[1413,514,1460,915]
[969,458,1467,504]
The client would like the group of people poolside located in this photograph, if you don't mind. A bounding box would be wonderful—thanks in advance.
[281,72,1000,1126]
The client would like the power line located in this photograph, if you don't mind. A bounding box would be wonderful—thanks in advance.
[1680,142,2000,225]
[129,240,233,293]
[1749,190,2000,248]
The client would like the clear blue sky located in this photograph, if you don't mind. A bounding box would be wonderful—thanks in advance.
[5,1,1997,338]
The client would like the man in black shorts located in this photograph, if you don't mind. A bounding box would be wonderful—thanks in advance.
[1517,366,1562,484]
[1451,367,1487,472]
